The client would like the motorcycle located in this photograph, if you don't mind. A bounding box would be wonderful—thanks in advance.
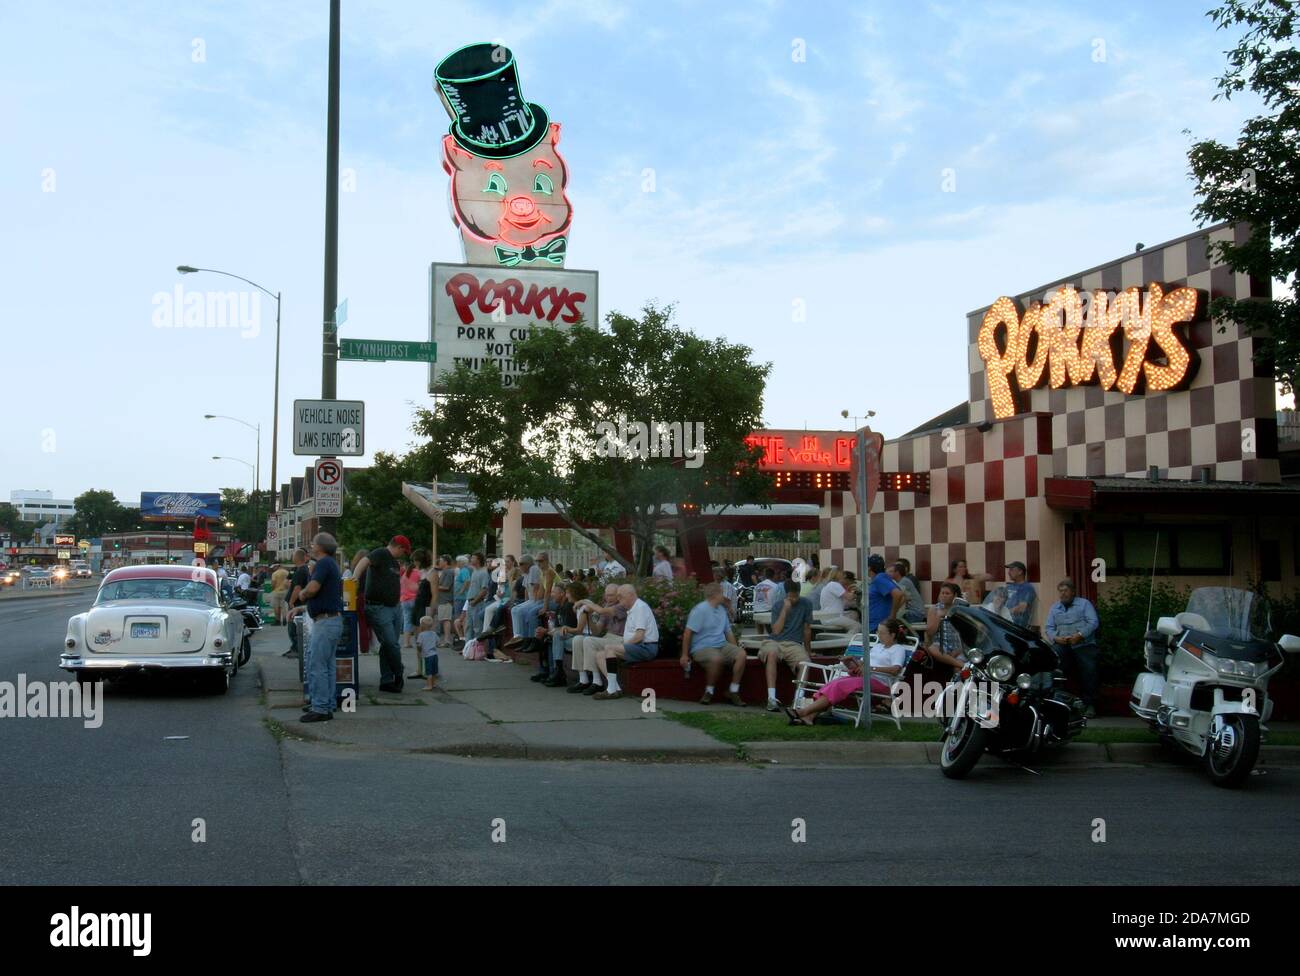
[219,579,260,666]
[937,588,1087,779]
[1131,586,1300,787]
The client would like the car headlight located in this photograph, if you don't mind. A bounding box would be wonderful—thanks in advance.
[988,655,1016,682]
[967,649,985,665]
[1016,672,1032,690]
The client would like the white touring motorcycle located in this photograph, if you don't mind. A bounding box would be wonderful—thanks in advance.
[1131,587,1300,787]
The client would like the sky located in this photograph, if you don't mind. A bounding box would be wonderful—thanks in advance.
[0,0,1277,505]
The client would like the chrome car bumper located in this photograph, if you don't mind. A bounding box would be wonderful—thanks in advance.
[60,652,233,671]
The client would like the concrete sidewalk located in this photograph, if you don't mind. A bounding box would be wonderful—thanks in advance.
[252,627,1300,767]
[253,625,733,761]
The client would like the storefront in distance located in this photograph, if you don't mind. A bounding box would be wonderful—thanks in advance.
[820,222,1300,624]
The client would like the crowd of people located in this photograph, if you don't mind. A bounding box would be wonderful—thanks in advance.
[231,537,1103,724]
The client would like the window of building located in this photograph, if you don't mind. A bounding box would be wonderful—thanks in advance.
[1260,539,1281,583]
[1093,523,1230,575]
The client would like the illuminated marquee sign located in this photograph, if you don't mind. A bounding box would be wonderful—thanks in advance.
[436,43,573,269]
[978,282,1199,419]
[879,472,929,493]
[746,430,855,493]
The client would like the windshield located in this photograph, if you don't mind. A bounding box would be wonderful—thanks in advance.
[97,578,218,606]
[1185,588,1270,642]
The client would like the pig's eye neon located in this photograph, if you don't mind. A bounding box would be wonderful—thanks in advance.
[533,173,554,195]
[484,173,507,195]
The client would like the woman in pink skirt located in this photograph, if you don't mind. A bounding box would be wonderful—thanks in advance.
[785,619,908,725]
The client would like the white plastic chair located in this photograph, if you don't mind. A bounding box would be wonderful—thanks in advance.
[790,633,917,729]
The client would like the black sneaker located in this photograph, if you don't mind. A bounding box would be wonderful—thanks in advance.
[300,711,333,723]
[543,671,567,688]
[582,683,603,696]
[529,672,548,683]
[566,682,591,694]
[378,682,402,693]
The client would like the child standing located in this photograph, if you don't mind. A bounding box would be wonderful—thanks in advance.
[417,616,440,690]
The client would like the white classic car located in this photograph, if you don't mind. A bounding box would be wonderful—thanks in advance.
[62,565,246,693]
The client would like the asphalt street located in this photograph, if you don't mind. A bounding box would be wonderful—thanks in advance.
[3,591,1299,885]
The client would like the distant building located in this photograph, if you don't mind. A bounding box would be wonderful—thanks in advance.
[10,489,75,526]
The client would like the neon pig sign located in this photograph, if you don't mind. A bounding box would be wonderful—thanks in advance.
[435,43,573,269]
[978,283,1199,419]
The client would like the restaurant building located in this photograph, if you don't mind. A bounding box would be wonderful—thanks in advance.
[820,222,1300,622]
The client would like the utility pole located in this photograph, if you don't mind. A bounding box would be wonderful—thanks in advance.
[319,0,341,537]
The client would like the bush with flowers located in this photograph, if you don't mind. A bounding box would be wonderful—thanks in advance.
[634,575,705,656]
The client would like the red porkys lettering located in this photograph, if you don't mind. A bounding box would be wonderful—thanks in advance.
[445,272,586,326]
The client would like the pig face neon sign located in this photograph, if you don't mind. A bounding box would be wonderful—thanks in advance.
[978,283,1199,419]
[434,43,573,269]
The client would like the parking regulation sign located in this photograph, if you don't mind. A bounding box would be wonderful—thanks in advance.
[314,458,344,517]
[266,516,279,547]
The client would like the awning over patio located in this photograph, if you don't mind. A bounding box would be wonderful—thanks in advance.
[1045,476,1300,516]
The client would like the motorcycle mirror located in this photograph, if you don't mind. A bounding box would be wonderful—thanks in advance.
[1156,616,1181,638]
[1279,634,1300,654]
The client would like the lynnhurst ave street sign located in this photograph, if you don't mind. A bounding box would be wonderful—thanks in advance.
[339,339,437,363]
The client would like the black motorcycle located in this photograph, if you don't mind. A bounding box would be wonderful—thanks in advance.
[937,589,1087,778]
[219,579,260,666]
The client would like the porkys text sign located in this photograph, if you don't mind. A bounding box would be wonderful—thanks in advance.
[428,262,598,393]
[292,399,365,456]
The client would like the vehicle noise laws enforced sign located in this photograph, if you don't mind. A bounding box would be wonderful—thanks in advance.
[293,399,365,456]
[428,262,598,393]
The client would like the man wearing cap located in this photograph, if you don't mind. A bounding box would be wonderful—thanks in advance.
[1002,561,1037,628]
[353,535,413,693]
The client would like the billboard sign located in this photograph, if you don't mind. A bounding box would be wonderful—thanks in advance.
[140,492,222,522]
[428,262,597,392]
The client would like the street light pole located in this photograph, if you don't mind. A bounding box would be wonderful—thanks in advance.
[205,413,261,537]
[181,267,282,516]
[212,455,256,547]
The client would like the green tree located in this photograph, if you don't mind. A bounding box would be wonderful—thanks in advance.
[1189,0,1300,395]
[412,302,773,573]
[0,503,37,541]
[218,488,273,545]
[65,490,129,539]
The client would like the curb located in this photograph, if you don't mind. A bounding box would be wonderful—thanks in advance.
[738,740,1300,767]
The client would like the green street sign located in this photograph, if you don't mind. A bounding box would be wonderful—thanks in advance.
[339,339,437,363]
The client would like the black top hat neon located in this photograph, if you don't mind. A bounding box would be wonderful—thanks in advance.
[435,43,550,159]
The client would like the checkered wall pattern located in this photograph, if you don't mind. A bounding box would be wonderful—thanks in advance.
[819,223,1278,596]
[969,222,1279,484]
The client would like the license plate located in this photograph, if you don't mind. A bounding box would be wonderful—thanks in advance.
[131,622,160,639]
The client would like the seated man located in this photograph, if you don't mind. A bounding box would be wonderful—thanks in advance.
[528,582,567,682]
[506,555,543,649]
[592,584,659,701]
[758,580,814,712]
[681,582,746,706]
[544,582,587,687]
[569,583,626,695]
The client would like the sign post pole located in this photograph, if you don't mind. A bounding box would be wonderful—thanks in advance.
[856,427,872,732]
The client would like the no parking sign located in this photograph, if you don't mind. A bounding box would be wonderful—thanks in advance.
[314,458,344,517]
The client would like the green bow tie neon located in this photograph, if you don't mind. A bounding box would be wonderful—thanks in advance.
[494,237,566,267]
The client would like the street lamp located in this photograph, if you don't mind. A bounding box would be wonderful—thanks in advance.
[205,413,261,531]
[179,265,282,516]
[840,408,877,429]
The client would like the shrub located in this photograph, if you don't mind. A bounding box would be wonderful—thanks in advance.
[634,575,704,635]
[1095,576,1190,685]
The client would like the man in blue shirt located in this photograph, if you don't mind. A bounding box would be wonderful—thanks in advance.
[867,554,903,633]
[681,583,746,706]
[298,532,344,722]
[1044,577,1101,718]
[1001,561,1037,629]
[759,580,814,711]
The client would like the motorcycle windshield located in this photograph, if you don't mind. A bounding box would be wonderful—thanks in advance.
[1184,588,1271,643]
